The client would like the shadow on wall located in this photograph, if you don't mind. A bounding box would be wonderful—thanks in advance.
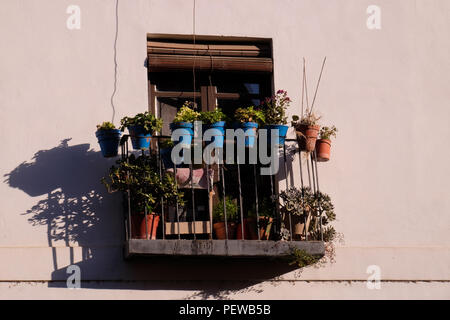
[4,138,298,297]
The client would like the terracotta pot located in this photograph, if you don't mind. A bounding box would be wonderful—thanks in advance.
[236,218,252,240]
[213,222,237,239]
[296,124,320,152]
[246,218,259,240]
[285,214,311,240]
[131,213,160,239]
[316,139,331,162]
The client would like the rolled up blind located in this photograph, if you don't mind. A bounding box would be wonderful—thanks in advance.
[147,39,272,72]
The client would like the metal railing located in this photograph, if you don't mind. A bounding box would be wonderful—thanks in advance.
[120,134,324,243]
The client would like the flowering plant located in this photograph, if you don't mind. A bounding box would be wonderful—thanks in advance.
[260,89,290,125]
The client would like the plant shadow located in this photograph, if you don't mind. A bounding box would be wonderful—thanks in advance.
[4,138,299,296]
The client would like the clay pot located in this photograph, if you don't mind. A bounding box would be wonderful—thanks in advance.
[296,124,320,152]
[131,213,160,239]
[246,218,259,240]
[213,222,237,239]
[316,139,331,162]
[285,214,311,240]
[237,218,252,240]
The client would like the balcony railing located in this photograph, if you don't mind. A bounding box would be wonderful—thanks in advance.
[119,133,325,259]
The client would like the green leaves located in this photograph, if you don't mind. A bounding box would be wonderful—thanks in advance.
[291,108,321,128]
[101,154,184,213]
[199,107,227,124]
[213,197,238,222]
[234,106,265,125]
[173,101,201,123]
[96,121,116,130]
[319,125,337,140]
[120,112,163,133]
[279,187,336,242]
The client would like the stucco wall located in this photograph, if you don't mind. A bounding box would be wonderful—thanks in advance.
[0,0,449,299]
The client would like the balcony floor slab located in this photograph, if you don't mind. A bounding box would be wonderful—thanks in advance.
[125,239,324,259]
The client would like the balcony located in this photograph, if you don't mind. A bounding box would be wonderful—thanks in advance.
[116,134,327,260]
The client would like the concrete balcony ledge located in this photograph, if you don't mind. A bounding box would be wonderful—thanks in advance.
[125,239,325,259]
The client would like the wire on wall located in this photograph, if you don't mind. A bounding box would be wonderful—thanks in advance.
[110,0,119,124]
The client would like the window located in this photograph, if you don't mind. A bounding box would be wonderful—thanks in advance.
[122,34,325,259]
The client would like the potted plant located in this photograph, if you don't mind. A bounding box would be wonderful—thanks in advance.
[234,106,265,148]
[199,107,227,148]
[315,125,337,162]
[101,153,184,239]
[279,186,335,241]
[159,139,177,169]
[120,112,163,150]
[213,197,238,239]
[279,187,313,240]
[170,101,200,147]
[261,90,290,147]
[95,121,121,158]
[291,111,321,152]
[246,197,275,240]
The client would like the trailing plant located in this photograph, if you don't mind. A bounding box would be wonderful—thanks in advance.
[120,112,163,133]
[286,248,321,268]
[213,197,238,222]
[319,125,337,141]
[260,89,290,125]
[234,106,265,125]
[199,107,227,124]
[173,101,201,123]
[96,121,117,131]
[101,154,184,213]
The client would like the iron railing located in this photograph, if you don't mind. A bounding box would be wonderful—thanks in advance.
[119,134,324,243]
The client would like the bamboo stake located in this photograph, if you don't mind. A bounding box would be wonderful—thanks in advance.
[309,56,327,116]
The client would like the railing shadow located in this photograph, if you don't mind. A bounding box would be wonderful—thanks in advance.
[4,138,299,295]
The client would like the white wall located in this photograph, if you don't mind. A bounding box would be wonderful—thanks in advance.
[0,0,449,299]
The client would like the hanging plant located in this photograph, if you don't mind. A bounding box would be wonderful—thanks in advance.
[316,125,337,162]
[95,121,121,158]
[120,112,163,150]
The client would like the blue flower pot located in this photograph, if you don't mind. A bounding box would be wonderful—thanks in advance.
[160,147,184,168]
[96,129,121,157]
[203,121,225,148]
[170,122,194,147]
[128,125,152,150]
[264,124,289,147]
[240,122,258,148]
